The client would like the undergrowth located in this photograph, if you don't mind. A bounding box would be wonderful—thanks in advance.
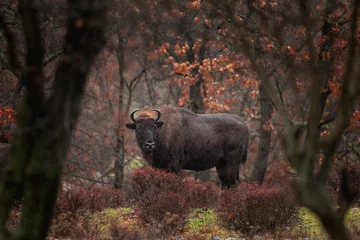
[217,182,298,236]
[5,167,360,239]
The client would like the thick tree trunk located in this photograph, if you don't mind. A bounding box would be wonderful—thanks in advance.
[114,136,125,188]
[250,85,273,184]
[297,178,350,240]
[0,143,10,181]
[114,36,126,189]
[0,1,107,239]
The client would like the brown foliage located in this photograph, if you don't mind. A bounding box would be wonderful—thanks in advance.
[184,177,221,209]
[109,222,145,240]
[127,168,191,236]
[0,106,15,142]
[217,182,298,235]
[5,201,21,232]
[54,185,126,216]
[49,185,126,239]
[49,212,87,239]
[326,163,360,206]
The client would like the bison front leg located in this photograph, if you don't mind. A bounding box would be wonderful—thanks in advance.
[153,151,181,175]
[165,151,182,175]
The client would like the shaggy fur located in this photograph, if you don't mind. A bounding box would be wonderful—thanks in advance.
[126,106,249,188]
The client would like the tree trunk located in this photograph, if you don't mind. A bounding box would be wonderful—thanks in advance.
[185,33,212,182]
[0,1,107,239]
[189,82,205,114]
[114,136,125,188]
[250,85,273,184]
[114,35,126,189]
[0,143,10,181]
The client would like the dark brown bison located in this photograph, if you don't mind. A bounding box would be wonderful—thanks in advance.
[125,106,249,188]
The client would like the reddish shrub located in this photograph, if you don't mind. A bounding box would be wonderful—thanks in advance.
[88,186,126,211]
[327,166,341,191]
[327,186,340,205]
[128,167,187,201]
[109,222,145,240]
[347,165,360,206]
[51,185,126,239]
[326,163,360,206]
[137,190,188,223]
[54,187,90,216]
[128,168,190,235]
[217,182,298,235]
[54,184,126,217]
[184,177,221,208]
[5,201,21,232]
[49,212,86,239]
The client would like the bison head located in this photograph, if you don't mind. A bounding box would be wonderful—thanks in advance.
[125,109,164,153]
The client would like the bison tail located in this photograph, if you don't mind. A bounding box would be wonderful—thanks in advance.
[241,144,248,165]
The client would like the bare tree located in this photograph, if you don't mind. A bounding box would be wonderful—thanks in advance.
[0,0,107,239]
[210,0,360,239]
[113,33,145,188]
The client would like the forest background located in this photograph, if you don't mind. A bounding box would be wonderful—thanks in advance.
[0,0,360,239]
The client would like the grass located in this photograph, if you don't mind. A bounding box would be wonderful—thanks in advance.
[297,207,360,239]
[184,208,237,239]
[117,207,359,238]
[48,206,360,239]
[82,207,138,239]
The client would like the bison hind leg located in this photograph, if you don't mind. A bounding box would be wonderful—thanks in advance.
[216,147,244,189]
[216,164,239,189]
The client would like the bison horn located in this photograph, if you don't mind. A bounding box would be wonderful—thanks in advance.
[152,109,161,121]
[130,109,140,122]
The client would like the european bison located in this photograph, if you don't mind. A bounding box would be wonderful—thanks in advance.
[126,106,249,188]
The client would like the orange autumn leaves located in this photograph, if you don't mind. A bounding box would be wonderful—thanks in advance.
[164,42,258,112]
[0,106,15,140]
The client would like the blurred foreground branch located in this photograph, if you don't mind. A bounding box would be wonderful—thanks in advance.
[0,0,107,239]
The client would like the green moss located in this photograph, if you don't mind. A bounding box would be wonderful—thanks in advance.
[297,207,360,239]
[297,208,326,238]
[183,207,360,239]
[184,208,239,238]
[185,209,217,233]
[126,156,145,170]
[67,206,360,239]
[118,207,134,215]
[86,208,136,239]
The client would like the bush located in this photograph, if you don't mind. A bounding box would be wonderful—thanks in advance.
[128,167,187,201]
[88,186,126,211]
[5,201,21,232]
[49,212,86,239]
[54,187,90,217]
[50,184,126,239]
[217,182,298,235]
[109,222,145,240]
[184,177,221,208]
[128,168,191,236]
[346,164,360,206]
[326,163,360,206]
[54,184,126,216]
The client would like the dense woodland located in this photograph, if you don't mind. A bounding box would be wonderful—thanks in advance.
[0,0,360,239]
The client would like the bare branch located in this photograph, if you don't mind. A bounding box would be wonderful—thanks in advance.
[318,1,360,182]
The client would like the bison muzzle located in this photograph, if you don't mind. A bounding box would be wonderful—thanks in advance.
[126,106,249,188]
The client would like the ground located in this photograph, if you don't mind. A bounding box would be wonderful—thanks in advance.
[48,207,359,239]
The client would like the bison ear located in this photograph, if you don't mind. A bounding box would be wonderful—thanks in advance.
[156,121,164,128]
[125,123,136,130]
